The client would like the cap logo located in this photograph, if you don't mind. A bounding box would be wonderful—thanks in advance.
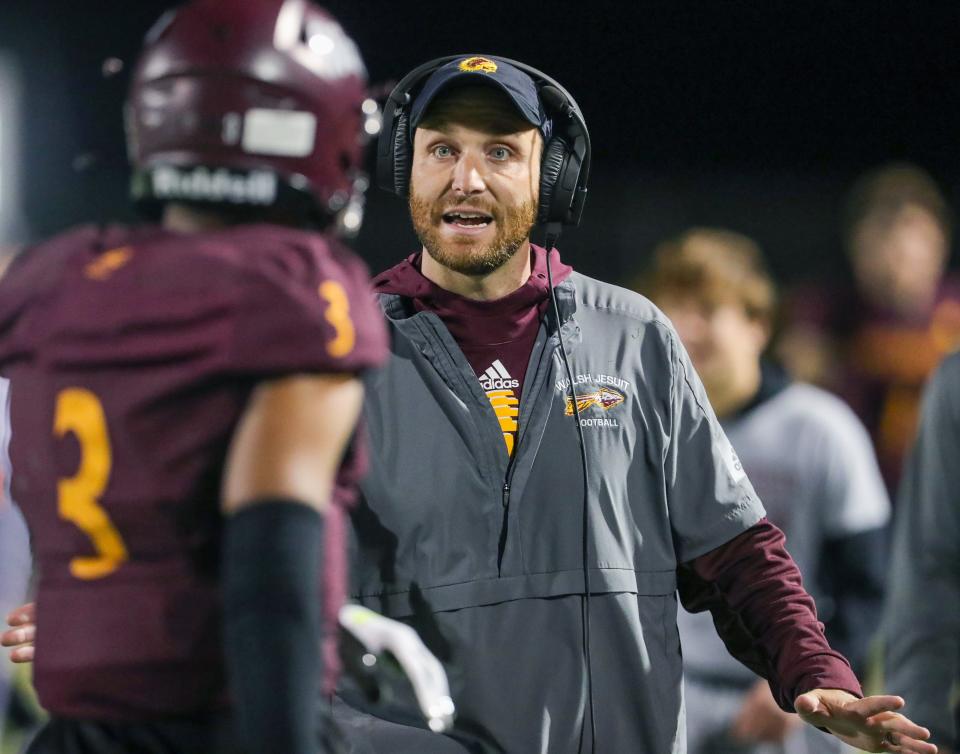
[458,56,498,74]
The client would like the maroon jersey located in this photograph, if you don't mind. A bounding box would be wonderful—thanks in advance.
[0,223,387,720]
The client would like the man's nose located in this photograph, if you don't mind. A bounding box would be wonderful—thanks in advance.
[451,151,486,196]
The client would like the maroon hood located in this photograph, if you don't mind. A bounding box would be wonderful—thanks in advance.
[373,244,572,301]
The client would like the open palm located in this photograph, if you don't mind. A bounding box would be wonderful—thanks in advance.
[795,690,937,753]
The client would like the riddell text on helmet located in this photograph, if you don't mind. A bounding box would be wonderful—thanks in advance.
[150,166,278,205]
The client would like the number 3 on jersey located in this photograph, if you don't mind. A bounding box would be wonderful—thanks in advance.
[319,280,355,358]
[54,388,128,580]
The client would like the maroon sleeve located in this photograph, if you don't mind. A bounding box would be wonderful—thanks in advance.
[678,517,863,711]
[228,244,387,378]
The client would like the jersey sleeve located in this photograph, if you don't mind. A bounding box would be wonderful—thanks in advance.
[659,324,766,562]
[228,246,388,379]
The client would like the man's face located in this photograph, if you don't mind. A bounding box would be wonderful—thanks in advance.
[408,87,541,275]
[850,205,948,314]
[658,294,768,402]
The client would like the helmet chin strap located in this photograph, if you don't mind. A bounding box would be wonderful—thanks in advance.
[542,221,597,754]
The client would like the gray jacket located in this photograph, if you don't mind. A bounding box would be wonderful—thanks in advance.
[347,272,765,753]
[884,351,960,749]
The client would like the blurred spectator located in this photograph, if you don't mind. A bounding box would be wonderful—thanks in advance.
[883,351,960,754]
[643,228,890,754]
[778,163,960,495]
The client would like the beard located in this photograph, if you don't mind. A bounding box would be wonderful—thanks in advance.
[408,190,538,276]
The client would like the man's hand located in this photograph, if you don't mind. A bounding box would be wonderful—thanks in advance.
[339,604,455,733]
[795,689,937,753]
[730,679,801,743]
[1,603,35,663]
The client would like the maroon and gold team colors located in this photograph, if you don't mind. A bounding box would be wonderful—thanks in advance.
[0,223,387,720]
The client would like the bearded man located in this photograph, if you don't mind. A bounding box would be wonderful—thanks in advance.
[327,55,937,754]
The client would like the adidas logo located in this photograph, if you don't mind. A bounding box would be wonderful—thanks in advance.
[479,359,520,391]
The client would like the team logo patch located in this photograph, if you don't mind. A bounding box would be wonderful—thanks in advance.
[565,386,625,416]
[458,56,498,74]
[556,373,631,429]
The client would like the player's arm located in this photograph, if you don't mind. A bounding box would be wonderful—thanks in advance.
[221,372,363,754]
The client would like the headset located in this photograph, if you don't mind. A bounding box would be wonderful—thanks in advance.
[376,54,591,244]
[378,55,598,753]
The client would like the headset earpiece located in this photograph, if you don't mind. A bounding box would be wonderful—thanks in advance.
[538,137,568,226]
[392,112,412,197]
[539,85,568,118]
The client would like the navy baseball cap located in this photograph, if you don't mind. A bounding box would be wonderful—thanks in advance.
[409,55,552,139]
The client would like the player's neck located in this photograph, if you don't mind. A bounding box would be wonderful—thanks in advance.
[421,240,533,301]
[162,204,233,233]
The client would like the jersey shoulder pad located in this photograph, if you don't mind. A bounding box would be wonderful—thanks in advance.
[210,226,388,377]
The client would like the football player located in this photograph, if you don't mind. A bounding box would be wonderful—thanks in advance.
[0,1,450,752]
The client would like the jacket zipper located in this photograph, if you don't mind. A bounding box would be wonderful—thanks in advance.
[495,324,555,575]
[497,446,520,575]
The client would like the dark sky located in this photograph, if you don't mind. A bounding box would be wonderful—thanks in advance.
[2,1,959,282]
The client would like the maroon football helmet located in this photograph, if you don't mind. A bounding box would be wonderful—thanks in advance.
[126,0,370,230]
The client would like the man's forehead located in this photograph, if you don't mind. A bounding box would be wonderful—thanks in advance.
[417,120,539,141]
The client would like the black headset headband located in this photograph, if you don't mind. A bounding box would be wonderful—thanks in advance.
[376,54,591,232]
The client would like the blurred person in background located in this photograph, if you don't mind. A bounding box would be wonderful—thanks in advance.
[645,228,891,754]
[884,352,960,754]
[778,163,960,496]
[0,1,454,752]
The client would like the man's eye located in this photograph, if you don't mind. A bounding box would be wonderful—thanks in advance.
[490,147,510,160]
[433,145,453,158]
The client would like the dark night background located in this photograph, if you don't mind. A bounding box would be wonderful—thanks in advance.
[1,1,959,288]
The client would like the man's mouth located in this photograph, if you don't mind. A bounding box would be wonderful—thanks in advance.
[441,209,494,229]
